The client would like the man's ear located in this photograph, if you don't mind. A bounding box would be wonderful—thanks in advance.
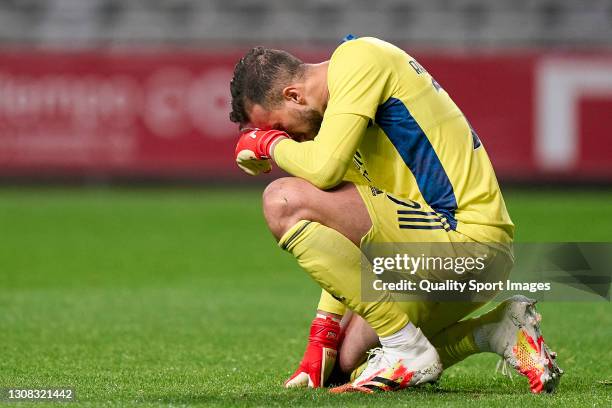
[282,85,305,105]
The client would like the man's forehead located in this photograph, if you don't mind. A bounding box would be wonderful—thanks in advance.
[247,104,281,129]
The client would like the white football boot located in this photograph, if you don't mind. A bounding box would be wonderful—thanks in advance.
[477,295,563,393]
[330,328,442,393]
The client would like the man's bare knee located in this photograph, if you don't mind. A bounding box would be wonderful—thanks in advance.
[262,177,313,240]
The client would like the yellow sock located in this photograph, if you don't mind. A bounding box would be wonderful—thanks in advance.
[318,289,346,316]
[279,220,408,337]
[430,318,481,368]
[435,299,514,367]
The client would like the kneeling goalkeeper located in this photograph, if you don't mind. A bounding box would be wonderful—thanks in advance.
[229,36,562,393]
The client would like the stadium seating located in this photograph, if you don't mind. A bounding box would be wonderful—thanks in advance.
[0,0,610,46]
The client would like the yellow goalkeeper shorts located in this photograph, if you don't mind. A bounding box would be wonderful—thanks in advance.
[354,183,514,334]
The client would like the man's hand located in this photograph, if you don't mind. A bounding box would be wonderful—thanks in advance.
[285,316,341,388]
[234,129,289,176]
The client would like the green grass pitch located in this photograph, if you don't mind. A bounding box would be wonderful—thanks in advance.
[0,187,610,407]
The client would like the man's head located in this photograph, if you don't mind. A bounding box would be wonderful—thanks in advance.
[229,47,324,141]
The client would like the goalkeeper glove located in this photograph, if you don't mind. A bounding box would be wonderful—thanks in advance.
[234,129,289,176]
[284,316,341,388]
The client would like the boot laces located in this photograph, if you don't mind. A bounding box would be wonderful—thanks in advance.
[495,358,514,380]
[365,347,385,367]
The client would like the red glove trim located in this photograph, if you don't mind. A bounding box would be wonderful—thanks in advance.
[284,316,341,388]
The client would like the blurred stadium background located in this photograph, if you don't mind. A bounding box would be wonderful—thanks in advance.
[1,2,611,406]
[0,0,611,183]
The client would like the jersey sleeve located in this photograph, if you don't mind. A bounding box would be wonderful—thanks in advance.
[272,40,393,190]
[273,113,368,190]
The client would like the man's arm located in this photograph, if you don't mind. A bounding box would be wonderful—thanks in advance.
[236,39,390,184]
[272,40,392,189]
[272,113,369,190]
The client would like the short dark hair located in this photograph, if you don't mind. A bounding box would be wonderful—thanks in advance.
[229,46,304,126]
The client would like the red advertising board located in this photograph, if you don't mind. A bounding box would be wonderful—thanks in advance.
[0,48,611,181]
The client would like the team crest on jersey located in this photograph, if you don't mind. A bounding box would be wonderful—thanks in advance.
[370,186,383,196]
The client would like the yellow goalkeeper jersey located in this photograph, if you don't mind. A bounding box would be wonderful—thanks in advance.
[274,36,514,244]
